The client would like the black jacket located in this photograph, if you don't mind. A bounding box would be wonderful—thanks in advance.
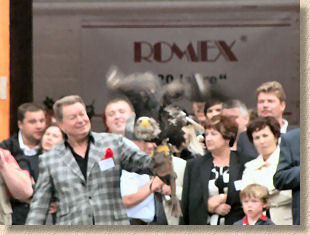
[0,133,40,225]
[180,151,252,225]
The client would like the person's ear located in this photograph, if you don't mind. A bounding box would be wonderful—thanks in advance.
[280,101,286,112]
[244,114,249,125]
[17,120,23,130]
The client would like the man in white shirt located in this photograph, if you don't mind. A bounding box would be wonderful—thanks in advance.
[103,98,168,224]
[0,102,46,224]
[256,81,292,133]
[103,98,134,135]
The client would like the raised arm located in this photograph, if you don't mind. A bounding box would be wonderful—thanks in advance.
[118,137,153,175]
[0,148,33,200]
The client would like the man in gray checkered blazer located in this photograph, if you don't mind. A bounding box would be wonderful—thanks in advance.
[26,95,154,225]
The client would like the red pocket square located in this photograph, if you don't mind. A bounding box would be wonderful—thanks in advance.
[102,147,113,160]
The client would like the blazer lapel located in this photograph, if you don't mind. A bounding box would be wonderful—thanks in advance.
[200,154,213,207]
[86,138,107,180]
[59,144,85,183]
[226,151,240,205]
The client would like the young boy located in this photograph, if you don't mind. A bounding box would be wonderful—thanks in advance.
[234,184,275,225]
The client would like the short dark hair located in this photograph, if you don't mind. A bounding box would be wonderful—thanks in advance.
[204,99,223,115]
[40,122,65,152]
[246,116,281,144]
[17,103,45,122]
[101,98,134,132]
[104,98,134,115]
[44,122,65,138]
[205,115,238,147]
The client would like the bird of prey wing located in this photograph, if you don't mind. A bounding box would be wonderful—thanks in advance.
[106,66,163,120]
[106,67,216,218]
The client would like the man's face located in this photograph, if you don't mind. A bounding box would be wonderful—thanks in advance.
[18,110,46,144]
[105,101,134,135]
[133,141,156,154]
[257,92,285,121]
[58,102,91,140]
[192,102,206,123]
[221,107,249,134]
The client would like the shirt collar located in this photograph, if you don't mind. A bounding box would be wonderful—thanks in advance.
[243,214,267,225]
[64,132,95,149]
[18,131,40,156]
[280,119,288,134]
[255,146,280,170]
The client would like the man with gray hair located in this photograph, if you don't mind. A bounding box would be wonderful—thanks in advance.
[26,95,162,225]
[221,99,250,151]
[222,100,249,134]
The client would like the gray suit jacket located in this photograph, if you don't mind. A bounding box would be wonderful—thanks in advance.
[26,132,152,225]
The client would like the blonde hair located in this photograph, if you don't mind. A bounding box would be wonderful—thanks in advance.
[256,81,286,102]
[183,124,204,155]
[240,184,270,207]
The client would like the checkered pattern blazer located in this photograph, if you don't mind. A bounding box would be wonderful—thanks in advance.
[26,132,152,225]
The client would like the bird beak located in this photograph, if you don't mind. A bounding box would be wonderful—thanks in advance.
[156,145,170,156]
[140,119,150,127]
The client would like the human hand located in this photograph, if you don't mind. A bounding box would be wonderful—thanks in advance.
[214,203,231,216]
[160,184,171,195]
[207,194,227,213]
[48,202,57,214]
[150,176,164,193]
[0,149,9,170]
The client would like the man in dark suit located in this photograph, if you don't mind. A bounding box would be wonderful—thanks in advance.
[0,102,46,224]
[273,128,300,225]
[221,99,249,151]
[237,81,296,158]
[26,95,162,225]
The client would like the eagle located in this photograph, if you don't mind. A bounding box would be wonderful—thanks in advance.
[106,66,215,217]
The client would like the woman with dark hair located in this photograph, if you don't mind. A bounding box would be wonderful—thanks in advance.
[180,115,252,225]
[40,122,64,225]
[204,99,223,121]
[241,116,292,225]
[41,122,64,153]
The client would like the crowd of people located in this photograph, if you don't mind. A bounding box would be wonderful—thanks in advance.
[0,80,300,226]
